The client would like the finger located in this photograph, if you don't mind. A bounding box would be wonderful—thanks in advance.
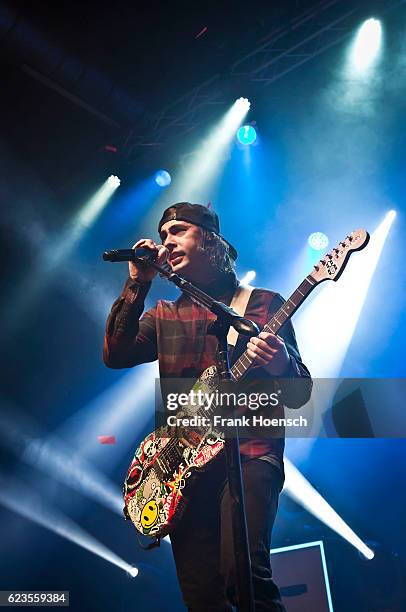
[247,347,268,365]
[249,337,277,354]
[258,332,283,347]
[156,245,169,264]
[247,342,273,361]
[133,239,157,250]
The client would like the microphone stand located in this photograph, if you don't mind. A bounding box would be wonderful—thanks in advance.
[142,257,257,612]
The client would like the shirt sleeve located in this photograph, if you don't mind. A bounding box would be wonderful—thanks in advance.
[103,277,158,368]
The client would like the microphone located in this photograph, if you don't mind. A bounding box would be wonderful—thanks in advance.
[102,247,158,263]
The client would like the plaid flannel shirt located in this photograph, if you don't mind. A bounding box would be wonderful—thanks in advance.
[104,276,312,470]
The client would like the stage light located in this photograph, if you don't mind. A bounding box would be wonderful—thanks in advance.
[40,175,121,272]
[0,170,125,338]
[240,270,256,285]
[350,18,382,74]
[237,125,257,146]
[75,177,119,227]
[155,170,172,187]
[128,566,139,578]
[308,232,329,251]
[2,174,121,333]
[23,436,124,515]
[0,476,137,576]
[235,97,251,111]
[0,407,123,515]
[107,175,121,187]
[164,97,251,203]
[295,210,396,378]
[362,548,375,560]
[284,458,374,560]
[54,363,158,467]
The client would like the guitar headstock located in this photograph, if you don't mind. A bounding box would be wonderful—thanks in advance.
[309,229,370,284]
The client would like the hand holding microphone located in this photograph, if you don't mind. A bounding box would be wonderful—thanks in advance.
[128,239,168,283]
[102,239,169,283]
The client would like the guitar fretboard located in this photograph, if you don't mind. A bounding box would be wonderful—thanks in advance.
[231,275,317,381]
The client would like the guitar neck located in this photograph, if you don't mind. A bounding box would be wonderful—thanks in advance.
[230,275,317,381]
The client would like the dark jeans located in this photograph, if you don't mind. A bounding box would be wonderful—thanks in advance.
[170,455,286,612]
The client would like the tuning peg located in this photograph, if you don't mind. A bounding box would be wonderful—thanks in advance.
[314,265,319,271]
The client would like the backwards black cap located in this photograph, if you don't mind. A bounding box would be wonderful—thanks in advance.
[158,202,237,260]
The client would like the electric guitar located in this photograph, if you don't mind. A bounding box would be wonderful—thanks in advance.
[123,229,369,539]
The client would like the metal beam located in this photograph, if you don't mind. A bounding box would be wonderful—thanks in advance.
[122,0,405,159]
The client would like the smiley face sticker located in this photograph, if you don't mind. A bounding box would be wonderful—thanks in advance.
[140,499,159,532]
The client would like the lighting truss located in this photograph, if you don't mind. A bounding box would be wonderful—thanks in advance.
[122,0,406,158]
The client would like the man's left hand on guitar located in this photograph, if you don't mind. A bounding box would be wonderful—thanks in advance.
[247,331,291,376]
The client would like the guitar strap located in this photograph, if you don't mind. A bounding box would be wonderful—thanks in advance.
[227,284,255,347]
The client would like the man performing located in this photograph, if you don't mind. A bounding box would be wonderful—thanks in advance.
[104,202,312,611]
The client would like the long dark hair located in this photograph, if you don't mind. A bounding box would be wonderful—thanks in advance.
[198,228,237,285]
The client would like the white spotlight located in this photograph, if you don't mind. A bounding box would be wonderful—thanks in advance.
[284,459,374,560]
[295,211,396,378]
[107,175,121,187]
[128,566,139,578]
[49,176,121,266]
[0,174,122,335]
[0,408,123,515]
[235,97,251,111]
[363,548,375,561]
[387,209,397,222]
[351,18,382,74]
[167,98,251,203]
[240,270,256,285]
[55,363,158,465]
[0,477,137,575]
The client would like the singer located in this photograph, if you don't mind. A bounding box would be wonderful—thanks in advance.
[103,202,311,611]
